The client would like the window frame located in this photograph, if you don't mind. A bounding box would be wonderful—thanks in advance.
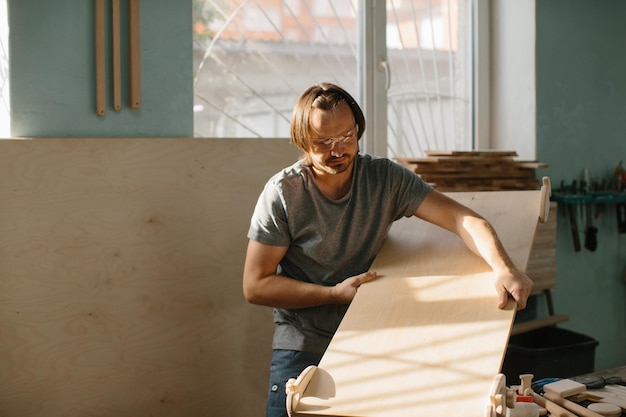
[361,0,486,157]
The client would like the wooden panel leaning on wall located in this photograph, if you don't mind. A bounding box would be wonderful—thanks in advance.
[0,138,299,417]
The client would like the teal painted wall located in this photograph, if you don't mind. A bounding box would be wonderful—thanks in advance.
[536,0,626,370]
[6,0,625,371]
[8,0,192,137]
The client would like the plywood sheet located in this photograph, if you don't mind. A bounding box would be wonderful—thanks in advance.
[293,190,544,417]
[0,138,299,417]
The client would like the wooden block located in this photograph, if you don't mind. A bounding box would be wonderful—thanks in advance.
[543,379,587,398]
[543,391,607,417]
[591,391,626,411]
[587,402,622,417]
[590,385,626,410]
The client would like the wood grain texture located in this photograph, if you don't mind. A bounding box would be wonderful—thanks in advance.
[526,202,557,293]
[94,0,106,116]
[0,138,299,417]
[128,0,141,109]
[112,0,122,111]
[589,386,626,410]
[293,190,544,417]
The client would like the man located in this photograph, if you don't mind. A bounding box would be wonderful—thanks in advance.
[243,83,533,417]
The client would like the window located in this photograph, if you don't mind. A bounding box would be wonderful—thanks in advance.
[386,0,472,156]
[193,0,475,158]
[0,0,9,137]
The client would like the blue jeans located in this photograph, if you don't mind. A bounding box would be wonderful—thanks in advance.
[266,349,323,417]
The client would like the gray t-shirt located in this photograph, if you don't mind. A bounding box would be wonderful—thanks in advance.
[247,153,433,354]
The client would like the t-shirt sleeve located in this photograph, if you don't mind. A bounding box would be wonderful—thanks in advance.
[388,160,434,218]
[247,181,292,247]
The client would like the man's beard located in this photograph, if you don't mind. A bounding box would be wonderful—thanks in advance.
[319,153,354,175]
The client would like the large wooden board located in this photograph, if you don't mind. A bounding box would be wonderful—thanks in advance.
[293,190,544,417]
[0,138,299,417]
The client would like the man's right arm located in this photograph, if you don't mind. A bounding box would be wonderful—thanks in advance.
[242,239,375,309]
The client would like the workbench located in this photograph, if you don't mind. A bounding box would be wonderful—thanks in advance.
[580,366,626,382]
[574,366,626,416]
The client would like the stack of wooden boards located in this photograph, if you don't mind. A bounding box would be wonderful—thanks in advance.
[395,150,547,191]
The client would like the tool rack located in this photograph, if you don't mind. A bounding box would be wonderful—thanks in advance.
[551,191,626,206]
[551,191,626,252]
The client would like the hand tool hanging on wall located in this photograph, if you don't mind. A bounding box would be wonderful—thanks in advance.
[611,161,626,234]
[612,161,624,190]
[129,0,142,109]
[94,0,106,117]
[93,0,141,116]
[568,180,581,252]
[582,169,598,251]
[568,205,581,251]
[112,0,122,111]
[584,202,598,250]
[617,203,626,234]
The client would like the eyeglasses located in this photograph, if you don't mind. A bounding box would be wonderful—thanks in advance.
[310,125,358,151]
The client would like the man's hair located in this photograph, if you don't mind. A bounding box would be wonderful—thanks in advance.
[290,83,366,157]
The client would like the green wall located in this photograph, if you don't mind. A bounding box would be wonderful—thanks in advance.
[536,0,626,370]
[8,0,192,137]
[7,0,625,372]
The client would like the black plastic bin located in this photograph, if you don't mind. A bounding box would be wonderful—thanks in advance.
[501,326,598,384]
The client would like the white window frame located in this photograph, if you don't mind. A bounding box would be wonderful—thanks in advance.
[191,0,536,159]
[0,0,10,138]
[358,0,389,157]
[488,0,536,160]
[361,0,536,160]
[360,0,478,157]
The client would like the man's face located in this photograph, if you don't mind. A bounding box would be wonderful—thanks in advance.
[307,101,359,176]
